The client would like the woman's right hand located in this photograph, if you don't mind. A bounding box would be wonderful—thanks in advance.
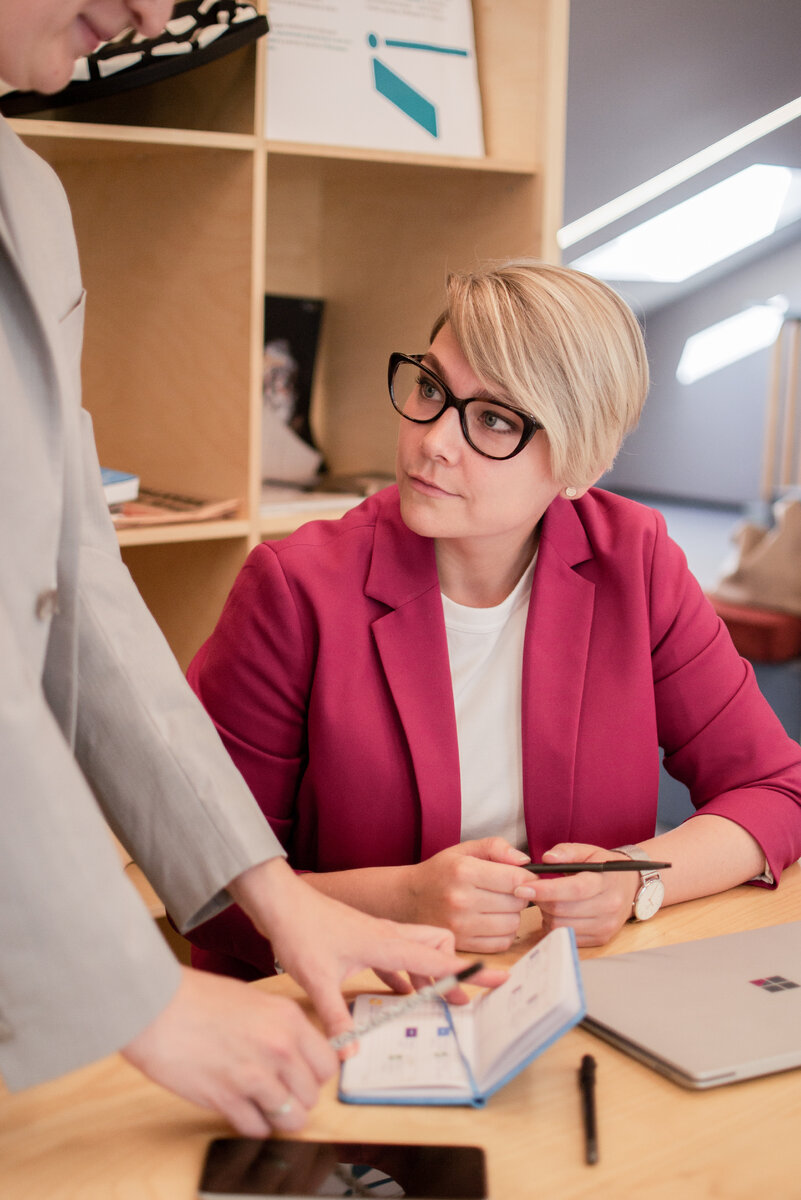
[404,838,534,952]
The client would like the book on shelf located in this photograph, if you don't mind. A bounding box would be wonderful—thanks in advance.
[317,472,396,497]
[110,487,240,529]
[260,483,363,516]
[260,473,396,517]
[100,466,139,506]
[262,294,326,488]
[266,0,484,158]
[338,927,585,1108]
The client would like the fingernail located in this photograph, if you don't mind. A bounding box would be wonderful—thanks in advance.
[508,849,531,864]
[515,887,536,900]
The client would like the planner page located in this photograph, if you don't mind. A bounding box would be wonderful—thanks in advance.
[471,928,581,1090]
[339,996,476,1099]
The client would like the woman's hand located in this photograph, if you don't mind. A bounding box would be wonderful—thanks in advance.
[516,843,638,947]
[404,838,535,953]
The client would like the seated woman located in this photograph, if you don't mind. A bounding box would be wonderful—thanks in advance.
[185,259,801,980]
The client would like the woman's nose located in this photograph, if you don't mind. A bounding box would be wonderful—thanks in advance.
[420,405,463,460]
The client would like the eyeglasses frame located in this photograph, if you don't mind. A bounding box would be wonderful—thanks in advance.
[388,352,542,461]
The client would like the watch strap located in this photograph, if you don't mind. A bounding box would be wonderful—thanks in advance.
[613,844,663,919]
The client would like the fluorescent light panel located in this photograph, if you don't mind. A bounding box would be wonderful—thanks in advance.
[559,95,801,250]
[676,297,788,385]
[569,165,801,284]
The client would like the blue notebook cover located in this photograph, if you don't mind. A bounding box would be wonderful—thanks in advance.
[338,927,585,1107]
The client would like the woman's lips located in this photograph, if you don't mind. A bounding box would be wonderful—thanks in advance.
[408,474,456,498]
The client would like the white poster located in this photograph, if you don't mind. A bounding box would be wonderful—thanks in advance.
[265,0,484,157]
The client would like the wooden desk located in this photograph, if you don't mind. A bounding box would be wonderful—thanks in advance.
[2,865,801,1199]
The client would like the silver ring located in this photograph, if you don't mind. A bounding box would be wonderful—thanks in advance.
[264,1098,293,1118]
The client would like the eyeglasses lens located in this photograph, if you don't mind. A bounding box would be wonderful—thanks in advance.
[391,359,529,459]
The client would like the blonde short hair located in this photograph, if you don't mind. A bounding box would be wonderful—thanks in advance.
[435,259,649,488]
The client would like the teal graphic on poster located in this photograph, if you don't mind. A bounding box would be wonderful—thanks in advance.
[266,0,484,158]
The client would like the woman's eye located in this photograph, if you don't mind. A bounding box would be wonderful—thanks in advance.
[480,408,517,434]
[416,374,442,403]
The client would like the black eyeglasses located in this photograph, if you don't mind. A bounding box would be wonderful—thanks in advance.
[388,352,542,461]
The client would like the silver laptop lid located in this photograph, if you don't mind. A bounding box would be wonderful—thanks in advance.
[580,921,801,1089]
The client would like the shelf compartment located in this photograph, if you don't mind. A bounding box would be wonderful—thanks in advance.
[25,136,257,508]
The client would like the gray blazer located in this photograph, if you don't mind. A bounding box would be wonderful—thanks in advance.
[0,116,282,1091]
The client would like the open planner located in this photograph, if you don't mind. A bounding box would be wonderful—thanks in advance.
[338,927,585,1107]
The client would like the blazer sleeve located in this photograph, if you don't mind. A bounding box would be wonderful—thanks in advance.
[648,511,801,881]
[72,410,287,933]
[0,587,183,1091]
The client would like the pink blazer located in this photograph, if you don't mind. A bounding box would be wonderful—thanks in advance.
[186,487,801,978]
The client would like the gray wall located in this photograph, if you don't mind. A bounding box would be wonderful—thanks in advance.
[605,234,801,505]
[565,0,801,225]
[566,0,801,506]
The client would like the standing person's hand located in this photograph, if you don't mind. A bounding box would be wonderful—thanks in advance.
[229,858,507,1042]
[121,966,337,1136]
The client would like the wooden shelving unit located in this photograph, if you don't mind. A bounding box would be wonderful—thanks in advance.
[13,1,568,670]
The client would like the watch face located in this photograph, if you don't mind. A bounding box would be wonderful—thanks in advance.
[634,878,665,920]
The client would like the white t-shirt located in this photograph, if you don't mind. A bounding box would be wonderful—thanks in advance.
[441,558,536,851]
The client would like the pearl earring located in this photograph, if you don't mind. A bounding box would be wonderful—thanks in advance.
[565,486,577,499]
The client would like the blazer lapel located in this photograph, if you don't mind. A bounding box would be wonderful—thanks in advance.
[366,494,463,859]
[522,498,595,853]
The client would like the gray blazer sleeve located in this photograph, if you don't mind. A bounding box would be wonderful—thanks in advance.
[0,590,182,1090]
[74,407,286,933]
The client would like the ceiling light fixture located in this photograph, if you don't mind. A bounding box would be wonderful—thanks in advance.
[558,95,801,251]
[568,165,801,284]
[675,296,788,385]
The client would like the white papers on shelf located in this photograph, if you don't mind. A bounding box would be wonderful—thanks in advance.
[265,0,484,158]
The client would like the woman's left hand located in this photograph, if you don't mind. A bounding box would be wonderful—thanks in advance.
[514,843,638,947]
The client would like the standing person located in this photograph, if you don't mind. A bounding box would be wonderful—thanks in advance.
[184,258,801,978]
[0,0,494,1138]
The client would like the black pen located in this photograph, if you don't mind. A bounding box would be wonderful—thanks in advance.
[579,1054,598,1165]
[329,961,484,1050]
[523,860,671,874]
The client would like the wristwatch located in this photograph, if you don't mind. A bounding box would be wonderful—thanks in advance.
[614,844,665,921]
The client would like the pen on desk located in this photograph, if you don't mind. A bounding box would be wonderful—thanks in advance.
[329,961,484,1051]
[524,860,671,874]
[579,1054,598,1165]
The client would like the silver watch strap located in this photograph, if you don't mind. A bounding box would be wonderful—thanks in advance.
[613,844,659,917]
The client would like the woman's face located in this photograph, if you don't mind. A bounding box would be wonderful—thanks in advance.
[0,0,173,94]
[395,322,564,552]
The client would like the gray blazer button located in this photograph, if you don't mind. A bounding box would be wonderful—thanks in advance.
[35,588,60,620]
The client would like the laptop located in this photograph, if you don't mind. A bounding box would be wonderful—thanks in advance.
[580,921,801,1089]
